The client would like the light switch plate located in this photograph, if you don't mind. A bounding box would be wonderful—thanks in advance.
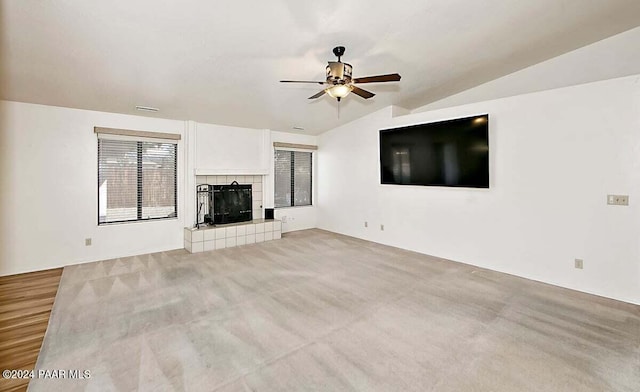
[574,259,583,269]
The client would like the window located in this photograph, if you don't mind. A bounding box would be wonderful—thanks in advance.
[98,138,177,224]
[275,150,312,208]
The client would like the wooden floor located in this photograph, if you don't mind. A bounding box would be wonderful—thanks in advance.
[0,268,63,392]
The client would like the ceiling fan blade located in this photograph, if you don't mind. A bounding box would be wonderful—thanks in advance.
[280,80,326,85]
[353,73,401,84]
[308,90,327,99]
[351,86,375,99]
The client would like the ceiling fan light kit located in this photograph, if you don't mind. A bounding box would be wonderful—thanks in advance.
[280,46,401,103]
[326,84,353,99]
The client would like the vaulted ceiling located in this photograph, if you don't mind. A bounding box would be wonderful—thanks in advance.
[2,1,640,134]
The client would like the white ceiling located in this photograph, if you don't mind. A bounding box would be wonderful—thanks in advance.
[2,1,640,135]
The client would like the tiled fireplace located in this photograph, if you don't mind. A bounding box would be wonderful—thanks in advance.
[195,175,263,219]
[185,174,281,253]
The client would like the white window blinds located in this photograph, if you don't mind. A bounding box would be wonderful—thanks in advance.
[98,138,177,224]
[275,150,312,208]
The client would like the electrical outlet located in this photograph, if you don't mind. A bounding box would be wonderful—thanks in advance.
[607,194,629,206]
[574,259,583,269]
[85,238,92,246]
[364,221,368,228]
[380,224,384,231]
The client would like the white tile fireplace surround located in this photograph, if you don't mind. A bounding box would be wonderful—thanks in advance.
[187,174,277,253]
[184,219,282,253]
[196,175,263,220]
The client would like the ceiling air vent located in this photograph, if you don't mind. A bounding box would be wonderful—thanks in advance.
[135,106,159,112]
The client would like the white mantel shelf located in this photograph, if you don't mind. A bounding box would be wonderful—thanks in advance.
[195,168,269,176]
[184,219,282,253]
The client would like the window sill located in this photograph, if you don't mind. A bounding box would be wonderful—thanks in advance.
[98,217,179,227]
[274,205,314,210]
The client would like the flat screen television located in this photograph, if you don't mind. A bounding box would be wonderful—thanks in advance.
[379,114,489,188]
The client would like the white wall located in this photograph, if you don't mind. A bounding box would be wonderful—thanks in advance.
[317,74,640,304]
[270,131,318,233]
[185,123,270,227]
[0,101,320,276]
[194,123,269,175]
[0,101,186,276]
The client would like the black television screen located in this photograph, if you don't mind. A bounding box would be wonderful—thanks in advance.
[380,114,489,188]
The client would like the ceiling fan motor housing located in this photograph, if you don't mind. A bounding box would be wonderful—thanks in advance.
[326,62,352,84]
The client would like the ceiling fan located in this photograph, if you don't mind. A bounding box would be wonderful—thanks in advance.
[280,46,401,102]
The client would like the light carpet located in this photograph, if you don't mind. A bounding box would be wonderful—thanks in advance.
[30,229,640,391]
